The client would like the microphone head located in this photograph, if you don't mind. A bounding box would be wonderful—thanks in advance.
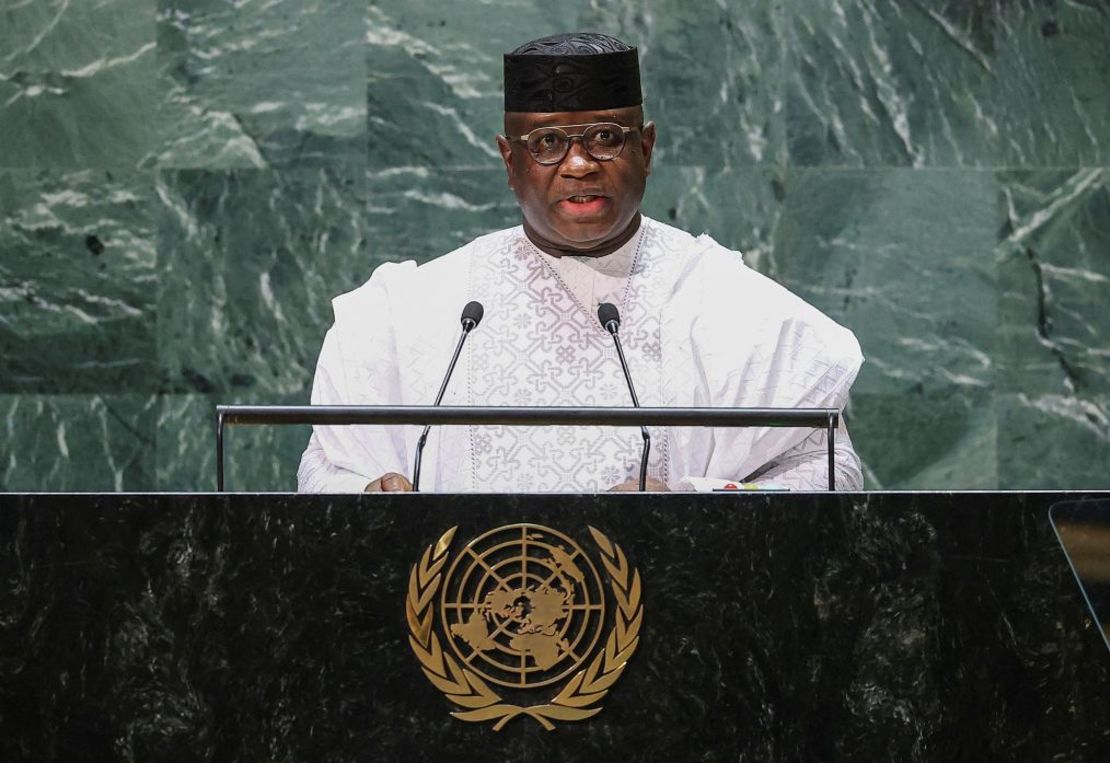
[597,302,620,333]
[460,300,484,330]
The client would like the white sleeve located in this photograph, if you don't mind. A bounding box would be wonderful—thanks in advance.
[692,315,864,488]
[296,327,381,493]
[297,430,374,493]
[746,418,863,490]
[666,245,865,489]
[296,263,415,492]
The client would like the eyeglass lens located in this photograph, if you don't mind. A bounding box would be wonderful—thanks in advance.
[525,123,627,164]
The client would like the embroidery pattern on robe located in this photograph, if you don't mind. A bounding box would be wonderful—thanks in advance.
[461,220,672,492]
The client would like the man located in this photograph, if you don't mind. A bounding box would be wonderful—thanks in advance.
[298,32,863,493]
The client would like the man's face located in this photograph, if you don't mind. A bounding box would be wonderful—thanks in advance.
[496,106,656,256]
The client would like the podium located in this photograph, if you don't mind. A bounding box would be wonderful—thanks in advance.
[2,491,1108,761]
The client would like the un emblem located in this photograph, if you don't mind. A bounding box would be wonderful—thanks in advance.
[406,524,643,730]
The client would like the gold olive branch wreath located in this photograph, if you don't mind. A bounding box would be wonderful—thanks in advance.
[406,525,643,731]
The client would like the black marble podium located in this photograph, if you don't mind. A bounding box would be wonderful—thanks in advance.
[2,492,1108,762]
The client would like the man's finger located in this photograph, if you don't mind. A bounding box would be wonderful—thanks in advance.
[607,477,669,492]
[365,472,414,492]
[381,473,413,492]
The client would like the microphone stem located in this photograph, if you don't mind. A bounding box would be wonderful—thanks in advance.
[610,330,640,407]
[434,320,474,406]
[610,331,650,492]
[413,323,473,492]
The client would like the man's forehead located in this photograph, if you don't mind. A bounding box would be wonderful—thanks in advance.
[505,107,641,129]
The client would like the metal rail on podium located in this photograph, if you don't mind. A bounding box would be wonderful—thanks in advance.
[215,405,840,492]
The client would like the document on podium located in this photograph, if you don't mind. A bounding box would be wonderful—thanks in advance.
[678,477,790,492]
[1051,498,1110,655]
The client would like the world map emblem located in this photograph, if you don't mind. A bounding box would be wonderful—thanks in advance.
[406,524,643,730]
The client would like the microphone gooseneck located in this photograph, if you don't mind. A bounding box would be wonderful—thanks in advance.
[413,301,484,491]
[597,302,650,491]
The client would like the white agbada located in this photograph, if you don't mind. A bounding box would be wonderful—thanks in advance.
[298,216,863,492]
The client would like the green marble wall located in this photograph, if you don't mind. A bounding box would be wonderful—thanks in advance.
[1,0,1107,491]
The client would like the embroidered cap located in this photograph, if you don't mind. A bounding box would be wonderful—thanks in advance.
[504,32,642,113]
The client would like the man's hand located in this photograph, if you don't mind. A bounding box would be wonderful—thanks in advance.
[607,476,669,492]
[364,472,413,492]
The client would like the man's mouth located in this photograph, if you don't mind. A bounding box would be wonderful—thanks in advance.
[558,194,609,216]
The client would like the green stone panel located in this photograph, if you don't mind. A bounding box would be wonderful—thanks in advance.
[994,169,1110,490]
[997,168,1109,397]
[582,0,786,167]
[366,43,504,171]
[642,165,783,273]
[1,0,1105,493]
[367,167,521,265]
[0,170,157,392]
[0,395,156,491]
[773,167,999,487]
[998,394,1110,489]
[366,1,784,170]
[156,168,367,397]
[773,168,998,396]
[366,1,591,171]
[150,0,366,170]
[784,0,1110,167]
[986,3,1110,167]
[849,392,997,490]
[156,393,309,492]
[0,0,159,168]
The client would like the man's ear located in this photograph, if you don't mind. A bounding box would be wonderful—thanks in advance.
[640,121,657,176]
[496,134,514,187]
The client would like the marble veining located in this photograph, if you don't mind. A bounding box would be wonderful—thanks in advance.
[1,1,1109,489]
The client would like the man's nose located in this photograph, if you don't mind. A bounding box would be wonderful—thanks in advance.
[559,137,600,176]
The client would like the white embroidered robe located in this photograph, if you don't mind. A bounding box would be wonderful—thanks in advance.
[298,217,863,492]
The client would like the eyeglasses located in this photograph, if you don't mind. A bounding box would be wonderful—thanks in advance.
[510,122,640,165]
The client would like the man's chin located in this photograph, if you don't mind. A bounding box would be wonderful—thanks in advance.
[549,221,625,248]
[554,235,622,256]
[524,214,639,256]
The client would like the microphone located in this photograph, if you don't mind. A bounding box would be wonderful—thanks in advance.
[597,302,650,491]
[412,301,484,491]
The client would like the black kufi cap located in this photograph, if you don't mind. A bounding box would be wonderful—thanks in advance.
[504,32,642,112]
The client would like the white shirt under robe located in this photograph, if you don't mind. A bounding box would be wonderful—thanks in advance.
[297,216,864,492]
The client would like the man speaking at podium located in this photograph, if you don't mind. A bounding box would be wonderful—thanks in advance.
[298,33,863,493]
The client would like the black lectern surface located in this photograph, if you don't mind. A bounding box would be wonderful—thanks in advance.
[2,492,1107,762]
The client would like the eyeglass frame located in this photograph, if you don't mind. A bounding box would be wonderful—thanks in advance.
[507,122,643,165]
